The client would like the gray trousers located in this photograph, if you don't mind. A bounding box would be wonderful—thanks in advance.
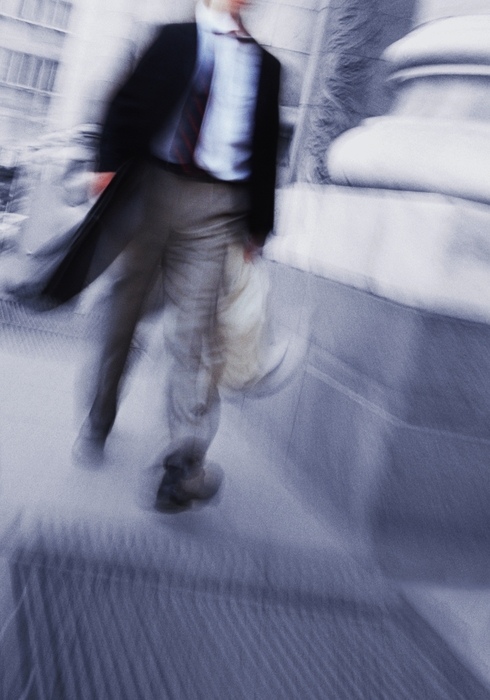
[87,163,249,458]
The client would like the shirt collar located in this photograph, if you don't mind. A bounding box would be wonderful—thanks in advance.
[195,0,242,35]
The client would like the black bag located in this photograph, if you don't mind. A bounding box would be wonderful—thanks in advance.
[43,160,139,304]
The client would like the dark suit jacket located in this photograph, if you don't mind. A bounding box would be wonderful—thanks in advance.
[43,22,280,303]
[98,22,281,244]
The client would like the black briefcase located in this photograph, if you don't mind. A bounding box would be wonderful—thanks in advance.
[42,160,138,304]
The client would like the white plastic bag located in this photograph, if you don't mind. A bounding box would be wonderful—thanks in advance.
[217,243,271,391]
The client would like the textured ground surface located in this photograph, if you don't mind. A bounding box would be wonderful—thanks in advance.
[0,296,488,700]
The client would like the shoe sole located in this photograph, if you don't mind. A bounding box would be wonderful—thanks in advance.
[154,464,223,513]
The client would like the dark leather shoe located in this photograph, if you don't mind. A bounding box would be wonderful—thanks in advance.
[155,446,223,511]
[155,468,223,511]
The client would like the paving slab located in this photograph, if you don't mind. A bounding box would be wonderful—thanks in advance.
[0,298,488,700]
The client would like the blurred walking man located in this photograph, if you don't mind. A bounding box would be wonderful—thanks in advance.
[74,0,281,509]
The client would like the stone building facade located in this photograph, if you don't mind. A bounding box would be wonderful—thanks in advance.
[0,0,418,181]
[268,0,490,598]
[0,0,72,147]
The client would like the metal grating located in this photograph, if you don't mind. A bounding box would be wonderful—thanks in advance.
[0,295,489,700]
[4,549,489,700]
[0,297,147,363]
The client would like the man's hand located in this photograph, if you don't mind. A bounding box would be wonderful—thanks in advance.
[243,238,263,262]
[92,172,116,197]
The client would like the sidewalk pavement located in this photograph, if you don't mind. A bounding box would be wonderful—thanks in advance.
[0,296,488,699]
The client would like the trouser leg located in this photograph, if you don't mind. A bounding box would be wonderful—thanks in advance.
[87,240,162,433]
[163,241,227,465]
[161,178,250,470]
[85,168,170,435]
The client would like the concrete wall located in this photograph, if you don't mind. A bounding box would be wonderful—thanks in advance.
[253,254,490,585]
[259,1,490,583]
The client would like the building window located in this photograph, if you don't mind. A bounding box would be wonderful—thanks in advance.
[17,0,72,31]
[0,48,59,92]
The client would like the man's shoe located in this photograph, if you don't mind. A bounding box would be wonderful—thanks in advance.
[154,441,222,511]
[180,465,223,501]
[154,468,223,511]
[155,473,192,509]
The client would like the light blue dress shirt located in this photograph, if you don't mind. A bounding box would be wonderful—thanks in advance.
[152,1,261,182]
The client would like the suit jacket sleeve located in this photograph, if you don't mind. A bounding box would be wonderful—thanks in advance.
[98,25,197,173]
[248,52,281,246]
[98,25,280,247]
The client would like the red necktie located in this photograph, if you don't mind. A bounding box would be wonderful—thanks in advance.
[170,61,214,173]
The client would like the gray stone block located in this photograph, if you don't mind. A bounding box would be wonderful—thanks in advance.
[308,275,418,395]
[238,360,307,469]
[268,47,310,107]
[243,0,279,47]
[286,370,365,519]
[272,5,318,54]
[373,426,490,534]
[402,313,490,438]
[265,259,310,335]
[363,57,394,117]
[255,266,490,583]
[281,0,323,9]
[309,275,490,439]
[415,0,490,26]
[379,0,417,20]
[376,10,415,54]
